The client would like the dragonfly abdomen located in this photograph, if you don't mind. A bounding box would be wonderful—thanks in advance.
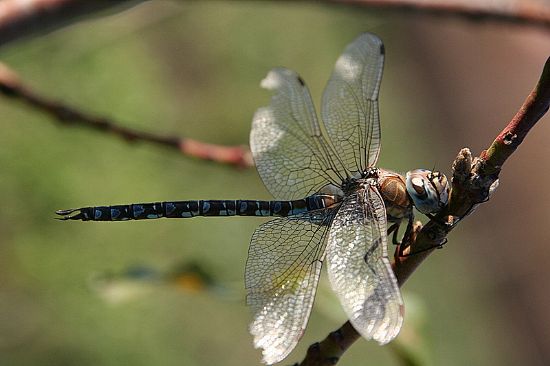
[56,195,337,221]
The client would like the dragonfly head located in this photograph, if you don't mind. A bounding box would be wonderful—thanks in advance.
[406,169,450,215]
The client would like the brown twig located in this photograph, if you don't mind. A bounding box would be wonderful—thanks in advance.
[332,0,550,30]
[0,62,253,168]
[297,57,550,366]
[0,0,145,47]
[2,0,550,49]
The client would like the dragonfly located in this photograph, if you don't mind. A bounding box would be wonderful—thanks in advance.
[57,33,450,364]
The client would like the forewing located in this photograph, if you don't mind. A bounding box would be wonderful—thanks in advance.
[326,186,404,344]
[321,33,384,172]
[246,210,335,364]
[251,68,342,200]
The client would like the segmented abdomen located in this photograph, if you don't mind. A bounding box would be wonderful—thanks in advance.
[62,195,338,221]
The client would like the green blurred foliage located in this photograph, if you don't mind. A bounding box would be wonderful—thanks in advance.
[0,2,535,366]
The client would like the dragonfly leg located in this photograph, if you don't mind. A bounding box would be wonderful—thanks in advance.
[387,223,401,245]
[426,213,458,230]
[398,215,449,257]
[399,238,448,257]
[364,221,403,273]
[392,214,414,247]
[396,214,415,257]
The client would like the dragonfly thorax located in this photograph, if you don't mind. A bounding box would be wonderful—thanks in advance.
[322,168,450,221]
[377,169,412,223]
[340,168,380,195]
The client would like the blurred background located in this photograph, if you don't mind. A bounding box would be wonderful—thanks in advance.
[0,1,549,365]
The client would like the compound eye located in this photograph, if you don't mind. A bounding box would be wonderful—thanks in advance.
[410,177,427,199]
[406,169,450,215]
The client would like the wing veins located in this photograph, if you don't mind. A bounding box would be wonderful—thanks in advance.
[248,212,332,295]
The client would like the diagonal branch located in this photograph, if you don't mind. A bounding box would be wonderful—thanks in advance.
[0,62,253,168]
[331,0,550,30]
[297,56,550,366]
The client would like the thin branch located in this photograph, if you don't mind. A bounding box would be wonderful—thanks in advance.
[331,0,550,30]
[297,57,550,366]
[0,0,145,47]
[0,62,253,168]
[2,0,550,49]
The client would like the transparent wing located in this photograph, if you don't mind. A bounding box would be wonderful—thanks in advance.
[246,209,335,364]
[251,68,343,200]
[326,186,403,344]
[321,33,384,172]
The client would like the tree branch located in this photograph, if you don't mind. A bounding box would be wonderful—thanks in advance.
[0,0,145,47]
[2,0,550,50]
[0,62,253,168]
[331,0,550,30]
[297,57,550,366]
